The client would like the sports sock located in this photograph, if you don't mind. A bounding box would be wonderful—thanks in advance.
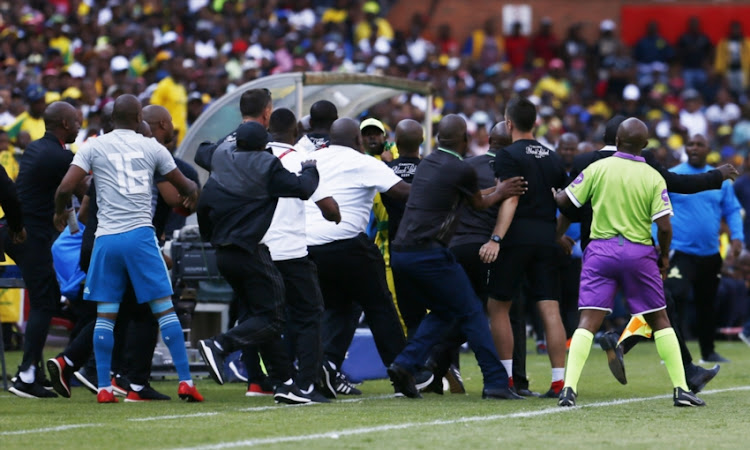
[130,384,144,392]
[158,312,192,382]
[63,356,74,367]
[283,378,294,386]
[654,327,688,391]
[551,367,565,383]
[93,317,116,389]
[563,328,594,392]
[19,366,35,384]
[500,359,513,379]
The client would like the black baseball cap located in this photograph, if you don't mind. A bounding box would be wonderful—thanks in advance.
[236,121,269,151]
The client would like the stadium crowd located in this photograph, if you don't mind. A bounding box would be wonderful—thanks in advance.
[1,1,750,408]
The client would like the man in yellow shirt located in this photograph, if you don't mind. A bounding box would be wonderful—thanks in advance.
[150,57,188,146]
[534,58,571,102]
[5,85,47,148]
[354,2,394,44]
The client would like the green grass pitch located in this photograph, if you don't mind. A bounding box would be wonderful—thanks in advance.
[1,339,749,449]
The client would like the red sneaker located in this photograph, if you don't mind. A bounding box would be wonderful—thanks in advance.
[46,356,72,398]
[245,382,273,397]
[178,381,204,402]
[111,377,128,397]
[97,389,119,403]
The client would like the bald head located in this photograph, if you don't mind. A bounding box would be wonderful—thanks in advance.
[137,120,152,138]
[489,121,512,150]
[557,132,579,167]
[329,118,362,150]
[112,94,143,131]
[101,102,114,134]
[142,104,175,146]
[615,118,649,155]
[43,101,80,143]
[395,119,423,157]
[436,114,468,155]
[142,105,170,124]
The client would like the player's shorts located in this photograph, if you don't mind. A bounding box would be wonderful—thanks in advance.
[83,226,172,304]
[487,244,560,302]
[578,237,666,315]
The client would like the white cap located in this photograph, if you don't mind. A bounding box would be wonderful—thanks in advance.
[110,55,129,72]
[160,31,178,46]
[242,59,259,71]
[600,19,616,32]
[623,84,640,101]
[67,62,86,78]
[513,78,532,92]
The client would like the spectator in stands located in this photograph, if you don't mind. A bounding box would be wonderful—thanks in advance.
[505,22,530,71]
[634,21,675,88]
[678,17,712,90]
[5,84,47,149]
[0,129,19,180]
[354,1,394,44]
[463,18,504,69]
[531,18,558,65]
[150,57,188,146]
[436,24,460,56]
[706,88,741,127]
[534,58,571,102]
[715,21,750,97]
[560,23,588,81]
[594,20,620,68]
[679,89,708,139]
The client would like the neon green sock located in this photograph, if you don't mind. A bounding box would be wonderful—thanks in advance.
[654,327,688,391]
[563,328,594,392]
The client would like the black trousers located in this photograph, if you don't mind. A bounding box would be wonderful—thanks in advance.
[215,244,292,383]
[241,256,325,388]
[4,222,60,372]
[308,234,405,369]
[111,287,159,385]
[664,251,723,359]
[558,256,581,339]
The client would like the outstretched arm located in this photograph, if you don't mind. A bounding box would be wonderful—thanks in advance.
[54,165,89,231]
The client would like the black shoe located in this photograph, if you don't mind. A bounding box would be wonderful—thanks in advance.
[125,384,172,402]
[445,364,466,394]
[47,356,73,398]
[424,375,444,395]
[415,369,435,392]
[540,381,564,399]
[387,363,421,399]
[699,352,730,364]
[673,387,705,407]
[111,374,130,397]
[9,379,58,398]
[686,363,720,393]
[599,331,627,385]
[198,338,226,385]
[558,387,576,407]
[300,387,331,404]
[73,368,98,394]
[516,388,541,397]
[320,361,362,398]
[482,387,524,400]
[274,383,311,405]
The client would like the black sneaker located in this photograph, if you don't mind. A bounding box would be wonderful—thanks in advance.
[47,356,73,398]
[125,384,172,402]
[198,338,226,385]
[424,375,444,395]
[445,364,466,394]
[482,387,524,400]
[111,374,130,397]
[300,387,331,404]
[686,363,720,393]
[699,352,730,364]
[274,383,311,405]
[387,363,421,399]
[673,387,705,407]
[558,387,576,407]
[599,331,627,385]
[334,371,362,396]
[9,379,58,398]
[415,369,435,392]
[516,388,541,397]
[320,360,338,398]
[73,368,98,394]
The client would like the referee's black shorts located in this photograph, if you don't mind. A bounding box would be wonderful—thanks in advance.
[487,244,560,302]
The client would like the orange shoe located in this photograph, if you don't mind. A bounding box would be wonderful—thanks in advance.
[97,389,119,403]
[178,381,204,402]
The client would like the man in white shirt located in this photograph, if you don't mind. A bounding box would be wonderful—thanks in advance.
[705,88,741,126]
[679,89,708,138]
[257,108,340,402]
[305,118,411,398]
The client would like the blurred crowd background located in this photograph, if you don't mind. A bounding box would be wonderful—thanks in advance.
[1,1,750,171]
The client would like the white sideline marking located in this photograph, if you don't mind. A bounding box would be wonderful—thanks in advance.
[130,412,220,422]
[0,423,98,436]
[173,386,750,450]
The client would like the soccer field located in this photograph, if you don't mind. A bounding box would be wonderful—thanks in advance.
[1,340,749,449]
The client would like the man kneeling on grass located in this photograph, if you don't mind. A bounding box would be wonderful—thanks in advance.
[554,118,704,408]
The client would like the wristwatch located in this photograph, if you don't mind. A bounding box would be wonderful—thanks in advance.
[490,235,502,244]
